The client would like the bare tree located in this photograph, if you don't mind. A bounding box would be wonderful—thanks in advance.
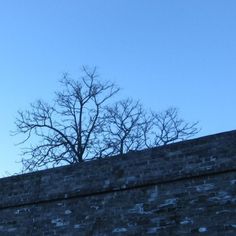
[14,67,119,171]
[13,67,200,172]
[99,98,146,156]
[144,107,199,147]
[99,103,199,155]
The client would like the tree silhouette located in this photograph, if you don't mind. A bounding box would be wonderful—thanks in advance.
[14,67,119,171]
[14,67,199,171]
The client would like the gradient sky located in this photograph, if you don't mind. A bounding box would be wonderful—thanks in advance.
[0,0,236,176]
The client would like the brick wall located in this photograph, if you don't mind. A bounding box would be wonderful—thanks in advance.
[0,130,236,235]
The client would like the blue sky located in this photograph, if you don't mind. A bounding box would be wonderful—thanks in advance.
[0,0,236,176]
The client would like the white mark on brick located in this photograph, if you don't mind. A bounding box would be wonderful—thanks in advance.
[216,210,231,215]
[128,203,144,214]
[128,203,151,215]
[209,191,231,203]
[198,227,207,233]
[51,218,68,227]
[112,227,127,233]
[180,217,193,225]
[14,208,30,215]
[14,209,20,215]
[65,210,72,215]
[90,205,99,210]
[196,184,215,192]
[159,198,176,207]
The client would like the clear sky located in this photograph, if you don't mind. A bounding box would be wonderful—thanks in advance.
[0,0,236,176]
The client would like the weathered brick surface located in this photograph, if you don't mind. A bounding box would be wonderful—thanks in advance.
[0,130,236,235]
